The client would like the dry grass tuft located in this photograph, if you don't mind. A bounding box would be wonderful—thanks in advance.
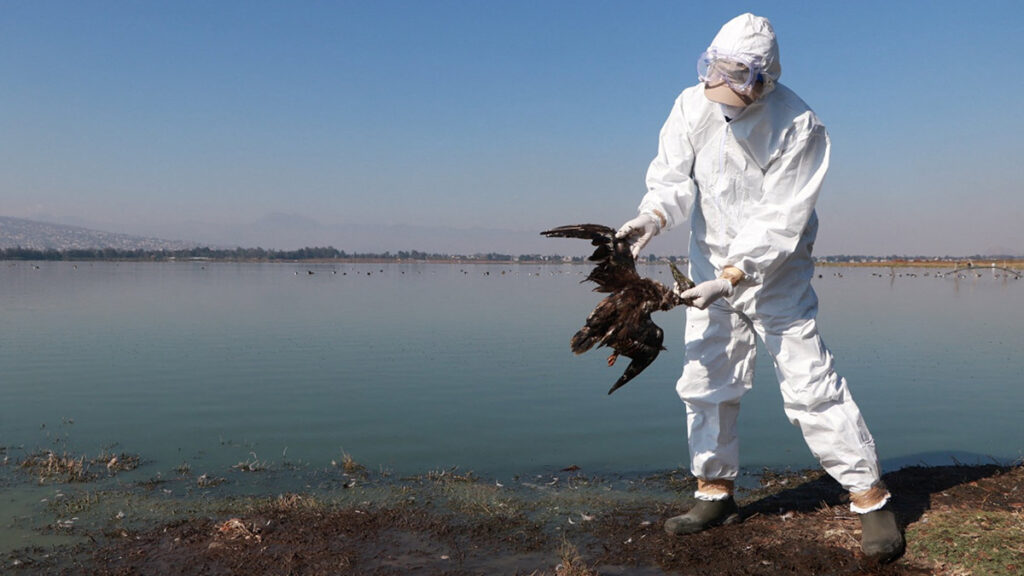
[98,451,141,473]
[271,493,322,513]
[336,450,366,475]
[18,450,139,483]
[20,451,92,482]
[554,536,597,576]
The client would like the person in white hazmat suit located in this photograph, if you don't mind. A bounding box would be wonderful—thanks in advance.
[617,13,904,563]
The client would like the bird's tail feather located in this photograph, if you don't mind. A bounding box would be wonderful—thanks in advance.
[607,354,656,395]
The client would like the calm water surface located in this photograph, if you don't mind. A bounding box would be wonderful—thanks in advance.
[2,261,1022,482]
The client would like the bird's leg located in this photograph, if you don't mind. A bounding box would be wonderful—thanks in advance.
[607,352,619,367]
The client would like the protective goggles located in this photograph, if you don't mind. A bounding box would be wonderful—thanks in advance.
[697,50,764,93]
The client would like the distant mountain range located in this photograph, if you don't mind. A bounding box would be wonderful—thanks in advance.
[3,214,1019,259]
[0,214,570,256]
[0,216,196,251]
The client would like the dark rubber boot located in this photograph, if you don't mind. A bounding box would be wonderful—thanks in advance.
[860,508,905,563]
[664,497,740,535]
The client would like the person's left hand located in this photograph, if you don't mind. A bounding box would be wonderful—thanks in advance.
[676,278,734,309]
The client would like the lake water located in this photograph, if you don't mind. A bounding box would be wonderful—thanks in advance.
[2,260,1022,486]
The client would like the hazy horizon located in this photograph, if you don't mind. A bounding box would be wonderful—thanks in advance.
[4,213,1021,259]
[3,2,1022,256]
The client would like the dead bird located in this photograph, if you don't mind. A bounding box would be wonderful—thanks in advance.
[541,224,695,394]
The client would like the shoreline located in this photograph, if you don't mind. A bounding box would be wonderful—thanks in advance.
[3,457,1022,575]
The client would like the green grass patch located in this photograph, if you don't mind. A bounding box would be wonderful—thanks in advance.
[908,509,1024,575]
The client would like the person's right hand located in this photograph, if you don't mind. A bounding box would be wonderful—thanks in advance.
[615,214,660,259]
[675,278,734,309]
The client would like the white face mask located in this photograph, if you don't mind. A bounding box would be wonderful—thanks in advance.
[719,103,746,119]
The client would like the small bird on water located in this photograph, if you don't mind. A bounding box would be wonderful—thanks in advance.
[541,224,695,394]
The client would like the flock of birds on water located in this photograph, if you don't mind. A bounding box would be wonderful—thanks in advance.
[8,261,1022,281]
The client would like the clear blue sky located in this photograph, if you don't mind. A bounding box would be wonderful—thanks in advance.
[2,0,1022,255]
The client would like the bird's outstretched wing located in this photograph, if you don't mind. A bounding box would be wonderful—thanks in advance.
[539,224,640,293]
[541,223,692,394]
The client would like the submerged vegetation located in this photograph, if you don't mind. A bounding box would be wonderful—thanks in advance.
[17,450,140,484]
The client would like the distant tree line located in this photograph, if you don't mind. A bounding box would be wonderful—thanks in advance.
[1,246,357,261]
[0,246,624,263]
[816,254,1023,263]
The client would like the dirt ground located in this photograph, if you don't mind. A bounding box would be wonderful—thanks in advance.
[6,463,1022,575]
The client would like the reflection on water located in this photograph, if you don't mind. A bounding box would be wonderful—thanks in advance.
[1,261,1021,484]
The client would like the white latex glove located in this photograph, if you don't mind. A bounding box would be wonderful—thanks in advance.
[615,214,660,259]
[676,278,734,310]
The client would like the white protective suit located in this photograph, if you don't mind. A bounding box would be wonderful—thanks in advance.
[636,14,889,512]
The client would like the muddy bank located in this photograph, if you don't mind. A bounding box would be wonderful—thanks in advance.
[4,463,1022,575]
